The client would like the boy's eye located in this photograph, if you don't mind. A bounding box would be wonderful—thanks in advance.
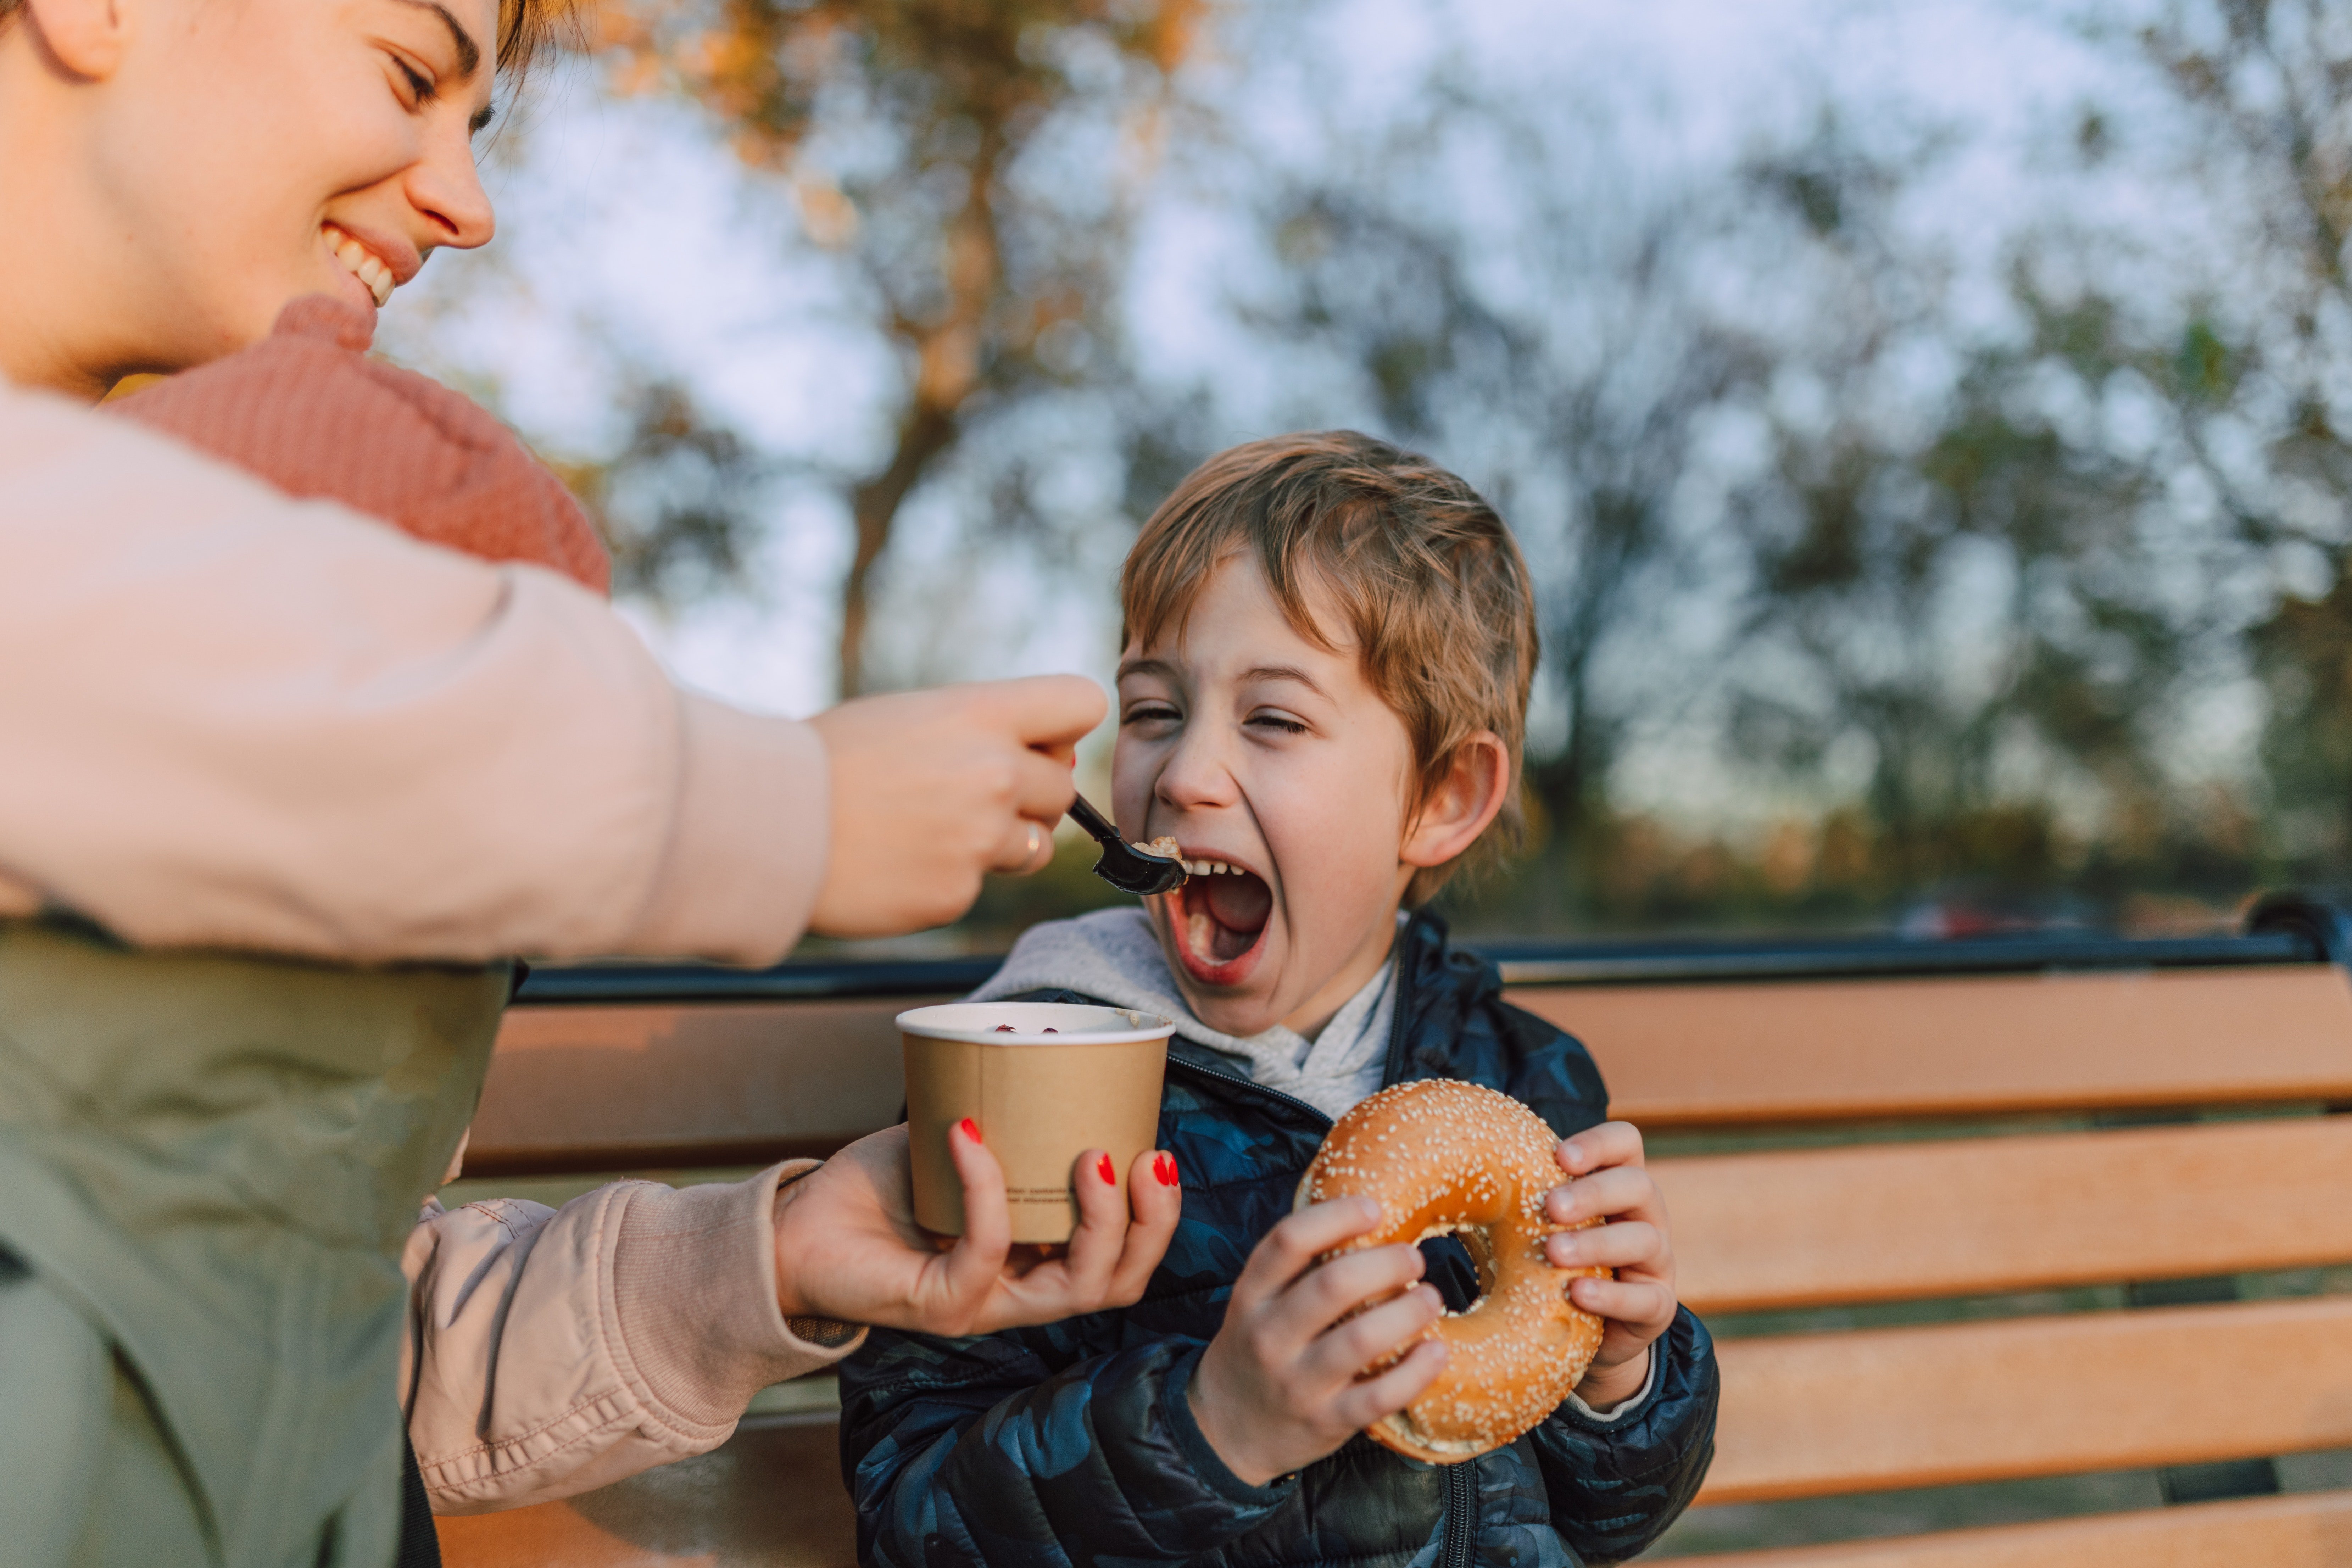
[1247,712,1310,736]
[1122,703,1180,726]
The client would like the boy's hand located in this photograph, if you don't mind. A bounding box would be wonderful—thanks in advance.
[1544,1121,1677,1411]
[808,677,1104,937]
[1188,1199,1448,1488]
[772,1122,1180,1337]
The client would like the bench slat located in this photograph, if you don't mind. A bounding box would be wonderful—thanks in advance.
[465,1000,941,1176]
[1702,1296,2352,1505]
[1516,966,2352,1127]
[466,966,2352,1174]
[1676,1487,2352,1567]
[434,1417,854,1567]
[1660,1116,2352,1313]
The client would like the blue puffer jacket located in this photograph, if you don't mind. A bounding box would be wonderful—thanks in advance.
[838,911,1718,1568]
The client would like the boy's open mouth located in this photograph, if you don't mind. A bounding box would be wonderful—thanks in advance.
[1172,864,1273,986]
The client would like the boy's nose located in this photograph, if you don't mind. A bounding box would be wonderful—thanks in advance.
[1153,730,1242,811]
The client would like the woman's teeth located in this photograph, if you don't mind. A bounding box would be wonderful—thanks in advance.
[323,224,394,306]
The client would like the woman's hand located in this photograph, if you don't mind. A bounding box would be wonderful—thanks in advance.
[1186,1199,1448,1487]
[772,1122,1179,1337]
[1544,1121,1677,1411]
[808,677,1103,938]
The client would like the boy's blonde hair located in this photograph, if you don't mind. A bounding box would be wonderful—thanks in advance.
[1121,430,1539,905]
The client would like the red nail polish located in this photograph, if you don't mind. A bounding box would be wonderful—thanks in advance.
[1155,1152,1179,1187]
[958,1118,981,1144]
[1097,1153,1117,1184]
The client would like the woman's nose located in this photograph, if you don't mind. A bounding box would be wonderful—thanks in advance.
[408,129,496,252]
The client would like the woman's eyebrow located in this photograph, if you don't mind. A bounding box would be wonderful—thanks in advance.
[389,0,482,77]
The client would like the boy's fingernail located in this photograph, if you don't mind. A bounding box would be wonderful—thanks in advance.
[1155,1152,1180,1187]
[959,1118,982,1144]
[1098,1153,1117,1184]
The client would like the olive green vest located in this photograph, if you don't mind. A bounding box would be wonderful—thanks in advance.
[0,921,508,1568]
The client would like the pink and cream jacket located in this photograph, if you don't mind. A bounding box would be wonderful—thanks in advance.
[0,345,860,1513]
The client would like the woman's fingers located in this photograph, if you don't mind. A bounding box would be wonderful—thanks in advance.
[1329,1338,1450,1433]
[990,817,1059,877]
[933,1119,1014,1328]
[805,678,1104,937]
[969,673,1108,760]
[1051,1147,1131,1300]
[1104,1149,1182,1302]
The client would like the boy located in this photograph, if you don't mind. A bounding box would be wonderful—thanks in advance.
[840,432,1718,1567]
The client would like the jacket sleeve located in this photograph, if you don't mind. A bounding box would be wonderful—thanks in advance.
[0,383,826,966]
[1529,1307,1718,1562]
[401,1162,864,1513]
[840,1328,1294,1568]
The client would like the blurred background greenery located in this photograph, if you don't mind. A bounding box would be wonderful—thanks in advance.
[385,0,2352,950]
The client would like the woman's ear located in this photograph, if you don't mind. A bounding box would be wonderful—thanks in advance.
[1400,732,1511,872]
[21,0,136,80]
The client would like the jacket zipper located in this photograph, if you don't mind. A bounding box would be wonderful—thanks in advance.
[1441,1458,1478,1568]
[1168,1047,1481,1568]
[1162,1054,1334,1130]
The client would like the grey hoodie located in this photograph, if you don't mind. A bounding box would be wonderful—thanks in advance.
[970,907,1398,1120]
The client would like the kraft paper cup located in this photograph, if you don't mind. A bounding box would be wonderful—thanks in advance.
[899,1002,1174,1244]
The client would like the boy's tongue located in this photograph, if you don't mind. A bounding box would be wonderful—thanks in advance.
[1188,873,1272,964]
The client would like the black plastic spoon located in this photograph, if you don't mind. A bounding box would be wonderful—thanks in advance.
[1065,792,1189,896]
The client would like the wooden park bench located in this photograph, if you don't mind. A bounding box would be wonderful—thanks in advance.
[434,892,2352,1567]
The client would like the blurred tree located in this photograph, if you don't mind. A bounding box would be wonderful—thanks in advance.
[584,0,1204,693]
[1240,81,2274,931]
[2121,0,2352,874]
[1237,97,1777,923]
[1719,129,2210,904]
[555,377,769,603]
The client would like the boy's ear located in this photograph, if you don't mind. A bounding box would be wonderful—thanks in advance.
[20,0,135,80]
[1400,732,1511,872]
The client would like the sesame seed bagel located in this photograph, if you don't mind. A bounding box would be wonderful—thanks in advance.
[1296,1078,1608,1464]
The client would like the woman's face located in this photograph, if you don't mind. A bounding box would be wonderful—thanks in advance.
[4,0,500,387]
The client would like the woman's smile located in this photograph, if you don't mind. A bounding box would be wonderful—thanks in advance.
[321,222,400,307]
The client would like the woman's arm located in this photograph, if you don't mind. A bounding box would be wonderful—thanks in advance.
[0,381,826,964]
[401,1166,865,1514]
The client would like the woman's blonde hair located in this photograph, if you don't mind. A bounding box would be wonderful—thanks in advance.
[1121,430,1541,906]
[0,0,576,72]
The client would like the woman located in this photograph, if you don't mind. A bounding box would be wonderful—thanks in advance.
[0,0,1177,1564]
